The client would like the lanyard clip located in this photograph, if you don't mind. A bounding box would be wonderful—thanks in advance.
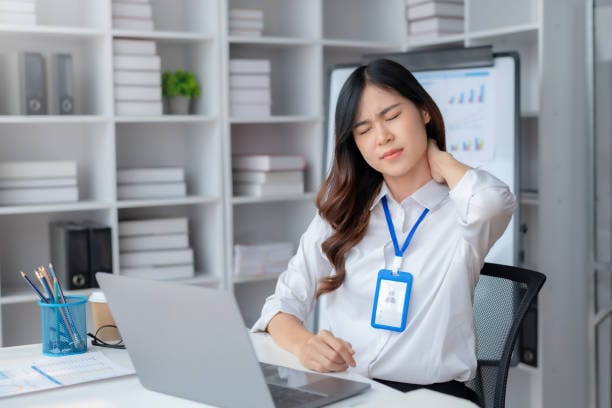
[391,256,403,275]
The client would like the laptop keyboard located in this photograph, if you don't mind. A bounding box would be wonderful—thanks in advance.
[267,383,324,408]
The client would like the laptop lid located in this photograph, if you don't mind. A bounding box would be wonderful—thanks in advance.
[96,273,370,408]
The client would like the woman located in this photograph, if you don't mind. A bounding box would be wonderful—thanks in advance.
[252,58,516,403]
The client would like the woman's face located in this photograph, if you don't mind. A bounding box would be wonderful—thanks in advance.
[352,83,430,183]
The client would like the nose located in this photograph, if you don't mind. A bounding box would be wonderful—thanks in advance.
[374,120,393,145]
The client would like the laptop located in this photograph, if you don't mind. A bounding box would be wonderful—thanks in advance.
[97,273,370,408]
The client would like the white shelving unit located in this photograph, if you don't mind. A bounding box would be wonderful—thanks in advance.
[0,1,584,407]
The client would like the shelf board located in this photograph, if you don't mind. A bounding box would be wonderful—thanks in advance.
[116,195,219,209]
[405,33,466,49]
[520,192,539,206]
[228,36,315,46]
[230,115,322,124]
[115,115,217,124]
[0,24,105,38]
[467,24,539,43]
[0,200,111,216]
[232,192,316,205]
[232,273,281,284]
[0,285,94,305]
[0,115,110,124]
[322,38,402,51]
[170,274,220,287]
[112,30,214,42]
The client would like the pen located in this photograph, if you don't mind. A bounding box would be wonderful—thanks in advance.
[20,271,48,304]
[35,270,53,302]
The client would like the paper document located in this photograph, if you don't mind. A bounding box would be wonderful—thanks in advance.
[0,352,134,398]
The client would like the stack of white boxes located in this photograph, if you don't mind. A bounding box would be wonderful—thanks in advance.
[405,0,464,40]
[229,59,271,117]
[119,217,195,280]
[234,242,293,278]
[0,0,36,25]
[116,167,187,200]
[0,161,78,205]
[112,0,154,31]
[113,38,162,116]
[228,9,264,37]
[232,154,305,197]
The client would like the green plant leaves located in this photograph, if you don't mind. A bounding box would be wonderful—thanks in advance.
[161,69,201,97]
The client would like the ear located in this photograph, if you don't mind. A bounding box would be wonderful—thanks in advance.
[421,110,431,124]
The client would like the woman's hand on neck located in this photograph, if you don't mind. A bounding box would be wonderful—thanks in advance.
[427,139,471,190]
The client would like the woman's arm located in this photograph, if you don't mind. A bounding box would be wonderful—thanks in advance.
[267,312,355,372]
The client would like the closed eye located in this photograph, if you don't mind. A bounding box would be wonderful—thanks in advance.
[385,112,400,121]
[356,126,371,135]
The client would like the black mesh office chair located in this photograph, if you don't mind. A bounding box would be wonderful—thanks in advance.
[466,263,546,408]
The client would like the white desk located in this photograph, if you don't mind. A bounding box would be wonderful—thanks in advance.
[0,333,478,407]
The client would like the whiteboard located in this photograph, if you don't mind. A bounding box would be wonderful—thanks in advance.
[325,55,519,266]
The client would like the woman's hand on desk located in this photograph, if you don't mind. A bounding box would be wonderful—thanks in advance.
[296,330,356,373]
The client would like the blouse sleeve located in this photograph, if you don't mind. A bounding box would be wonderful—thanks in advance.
[448,168,517,261]
[251,213,333,332]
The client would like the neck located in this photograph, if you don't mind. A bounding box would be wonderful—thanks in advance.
[384,156,432,202]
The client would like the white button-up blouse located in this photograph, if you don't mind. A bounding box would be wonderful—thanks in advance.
[252,169,516,384]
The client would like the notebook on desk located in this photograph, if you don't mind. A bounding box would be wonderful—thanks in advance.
[97,273,370,408]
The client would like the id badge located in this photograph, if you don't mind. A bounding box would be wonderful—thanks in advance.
[370,269,413,332]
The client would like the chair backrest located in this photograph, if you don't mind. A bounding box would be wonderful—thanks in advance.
[466,263,546,408]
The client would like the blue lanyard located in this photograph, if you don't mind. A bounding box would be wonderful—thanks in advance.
[382,196,429,259]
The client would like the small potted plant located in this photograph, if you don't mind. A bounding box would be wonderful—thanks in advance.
[161,69,201,114]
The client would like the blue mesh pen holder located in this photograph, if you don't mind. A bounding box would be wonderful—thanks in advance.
[39,295,88,356]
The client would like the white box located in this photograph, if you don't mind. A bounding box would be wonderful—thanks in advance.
[113,55,161,71]
[229,74,270,89]
[120,233,189,252]
[230,89,271,104]
[0,187,78,205]
[228,9,264,20]
[0,1,36,13]
[406,2,464,20]
[121,264,195,280]
[406,0,464,5]
[114,70,161,86]
[0,12,35,25]
[0,161,77,179]
[0,177,76,189]
[233,181,304,196]
[114,85,162,101]
[115,101,162,115]
[409,17,464,34]
[230,103,270,117]
[112,3,152,19]
[232,155,306,171]
[117,168,184,184]
[120,248,194,267]
[229,19,264,31]
[117,182,186,200]
[113,39,157,55]
[119,217,188,237]
[232,170,303,184]
[229,59,271,74]
[113,17,154,31]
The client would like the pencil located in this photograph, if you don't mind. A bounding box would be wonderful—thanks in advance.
[34,270,53,302]
[38,267,54,297]
[48,264,67,304]
[20,271,48,304]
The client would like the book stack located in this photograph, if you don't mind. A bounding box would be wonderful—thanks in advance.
[113,38,162,116]
[405,0,464,40]
[112,0,154,31]
[119,217,195,280]
[0,0,36,26]
[0,161,78,205]
[234,242,293,278]
[117,167,186,200]
[228,9,264,37]
[232,155,306,196]
[229,59,271,117]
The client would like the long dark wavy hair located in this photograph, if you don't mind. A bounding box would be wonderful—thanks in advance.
[315,58,446,298]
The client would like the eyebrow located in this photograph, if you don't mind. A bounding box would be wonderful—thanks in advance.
[353,103,402,129]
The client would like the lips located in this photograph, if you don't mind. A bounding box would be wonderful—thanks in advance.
[381,148,403,160]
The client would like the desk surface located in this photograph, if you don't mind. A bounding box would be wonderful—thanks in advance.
[0,333,478,408]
